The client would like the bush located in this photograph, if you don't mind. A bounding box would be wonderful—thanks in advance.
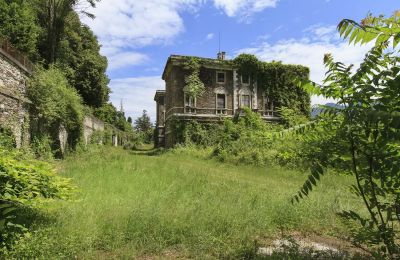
[30,135,53,161]
[0,133,74,251]
[0,131,73,251]
[28,66,84,155]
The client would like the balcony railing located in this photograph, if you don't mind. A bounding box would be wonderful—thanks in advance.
[166,107,235,120]
[260,110,279,117]
[165,107,280,121]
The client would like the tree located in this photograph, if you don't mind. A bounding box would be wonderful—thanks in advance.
[135,110,153,143]
[35,0,99,64]
[0,0,40,59]
[295,12,400,257]
[56,12,110,107]
[93,103,117,125]
[127,117,132,125]
[135,110,152,133]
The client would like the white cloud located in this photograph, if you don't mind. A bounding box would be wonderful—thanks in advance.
[107,51,149,71]
[109,76,164,122]
[83,0,203,49]
[236,25,373,105]
[206,33,215,40]
[82,0,203,70]
[213,0,278,19]
[82,0,280,70]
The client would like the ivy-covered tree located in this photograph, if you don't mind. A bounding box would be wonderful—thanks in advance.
[295,12,400,257]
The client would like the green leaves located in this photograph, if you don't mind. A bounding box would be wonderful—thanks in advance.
[338,12,400,49]
[28,66,84,151]
[292,163,324,204]
[296,11,400,256]
[183,58,205,98]
[234,54,311,117]
[0,142,75,243]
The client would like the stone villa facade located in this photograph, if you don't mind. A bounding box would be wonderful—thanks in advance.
[154,53,281,148]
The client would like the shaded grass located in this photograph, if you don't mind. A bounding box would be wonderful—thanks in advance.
[6,147,362,259]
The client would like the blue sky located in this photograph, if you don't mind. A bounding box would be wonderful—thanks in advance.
[82,0,394,121]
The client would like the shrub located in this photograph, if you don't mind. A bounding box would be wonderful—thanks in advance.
[0,134,74,251]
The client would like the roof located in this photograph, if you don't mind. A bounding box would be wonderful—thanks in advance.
[161,54,233,80]
[154,90,166,101]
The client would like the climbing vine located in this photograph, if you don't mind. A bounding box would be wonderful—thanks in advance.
[233,54,311,116]
[183,57,205,97]
[181,54,310,116]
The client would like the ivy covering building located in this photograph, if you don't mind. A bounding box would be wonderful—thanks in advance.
[154,52,311,148]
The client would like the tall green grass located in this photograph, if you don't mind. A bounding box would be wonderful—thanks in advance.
[6,147,362,259]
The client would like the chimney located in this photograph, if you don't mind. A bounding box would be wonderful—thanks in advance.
[217,51,226,60]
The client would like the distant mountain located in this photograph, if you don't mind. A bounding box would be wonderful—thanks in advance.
[311,103,344,118]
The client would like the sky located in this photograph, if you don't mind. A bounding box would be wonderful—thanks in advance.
[82,0,395,122]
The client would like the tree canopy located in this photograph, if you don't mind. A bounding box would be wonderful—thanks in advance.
[0,0,111,109]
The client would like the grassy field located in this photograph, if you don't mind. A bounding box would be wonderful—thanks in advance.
[7,147,362,259]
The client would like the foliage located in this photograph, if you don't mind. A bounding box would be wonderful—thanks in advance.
[35,0,99,64]
[1,0,111,109]
[135,110,153,143]
[0,128,15,150]
[213,108,283,166]
[279,107,309,128]
[295,12,400,257]
[56,12,110,107]
[338,11,400,48]
[93,103,117,125]
[183,57,205,97]
[0,134,74,251]
[169,119,223,148]
[233,54,311,116]
[0,0,40,59]
[28,66,84,153]
[232,53,260,87]
[169,108,313,167]
[30,135,54,161]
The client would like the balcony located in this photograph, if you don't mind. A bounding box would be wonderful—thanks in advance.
[166,107,280,122]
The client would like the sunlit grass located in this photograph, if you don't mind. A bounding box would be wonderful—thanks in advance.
[8,147,362,259]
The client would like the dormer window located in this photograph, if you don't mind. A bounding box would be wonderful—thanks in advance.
[217,71,225,83]
[241,74,250,84]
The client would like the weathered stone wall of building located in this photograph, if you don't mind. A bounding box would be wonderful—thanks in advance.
[0,49,30,148]
[196,68,234,113]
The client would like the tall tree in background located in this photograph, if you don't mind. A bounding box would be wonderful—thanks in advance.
[57,11,109,107]
[35,0,98,64]
[135,110,153,144]
[135,110,152,133]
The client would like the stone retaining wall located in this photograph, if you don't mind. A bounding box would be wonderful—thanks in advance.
[0,48,30,148]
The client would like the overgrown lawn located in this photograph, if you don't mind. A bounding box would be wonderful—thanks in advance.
[6,147,362,259]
